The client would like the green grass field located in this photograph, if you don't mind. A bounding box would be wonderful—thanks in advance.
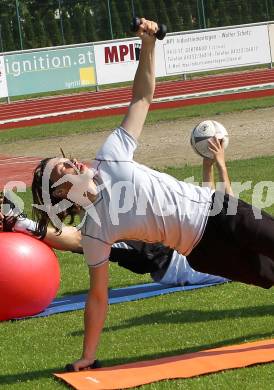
[1,154,274,389]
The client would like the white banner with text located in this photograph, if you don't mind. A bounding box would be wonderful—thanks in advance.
[95,24,271,85]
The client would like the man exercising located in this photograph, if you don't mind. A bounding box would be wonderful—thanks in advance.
[0,182,228,287]
[28,17,274,371]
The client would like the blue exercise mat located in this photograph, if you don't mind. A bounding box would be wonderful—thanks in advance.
[28,281,226,319]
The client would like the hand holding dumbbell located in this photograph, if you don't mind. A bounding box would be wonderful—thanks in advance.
[131,17,167,40]
[65,359,102,372]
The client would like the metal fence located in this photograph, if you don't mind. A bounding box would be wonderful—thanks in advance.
[0,0,273,52]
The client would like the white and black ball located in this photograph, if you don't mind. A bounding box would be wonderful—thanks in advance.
[190,120,229,159]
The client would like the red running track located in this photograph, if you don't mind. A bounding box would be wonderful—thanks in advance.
[0,156,92,190]
[0,156,41,189]
[1,69,274,130]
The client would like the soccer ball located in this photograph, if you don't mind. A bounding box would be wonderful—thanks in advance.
[190,120,229,159]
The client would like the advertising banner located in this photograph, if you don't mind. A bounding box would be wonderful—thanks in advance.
[5,46,96,97]
[95,24,271,85]
[267,23,274,63]
[94,39,141,85]
[3,23,272,95]
[161,24,271,75]
[0,56,8,98]
[94,39,167,85]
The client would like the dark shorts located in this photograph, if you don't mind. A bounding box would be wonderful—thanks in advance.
[109,242,173,276]
[187,192,274,289]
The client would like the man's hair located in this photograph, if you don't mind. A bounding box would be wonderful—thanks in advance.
[31,158,79,233]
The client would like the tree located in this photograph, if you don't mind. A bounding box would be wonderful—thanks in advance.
[85,9,98,43]
[249,0,266,22]
[269,0,274,20]
[23,13,36,49]
[43,9,62,46]
[111,0,123,38]
[63,10,74,45]
[71,5,86,43]
[215,0,231,27]
[92,0,111,40]
[116,0,132,36]
[0,0,12,16]
[133,0,144,19]
[166,0,182,32]
[229,1,243,25]
[204,0,217,28]
[141,0,158,21]
[0,18,15,51]
[188,0,199,29]
[240,0,252,24]
[157,0,172,32]
[178,0,193,31]
[0,0,269,50]
[11,14,22,50]
[32,16,48,48]
[25,0,55,25]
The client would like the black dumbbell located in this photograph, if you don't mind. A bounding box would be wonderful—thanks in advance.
[131,17,167,40]
[65,359,102,372]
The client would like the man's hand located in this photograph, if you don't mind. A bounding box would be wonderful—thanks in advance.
[208,137,226,169]
[65,358,102,372]
[68,358,95,372]
[136,18,158,44]
[0,190,27,233]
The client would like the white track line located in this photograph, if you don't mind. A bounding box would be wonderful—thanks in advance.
[1,83,274,125]
[0,156,40,162]
[0,159,40,166]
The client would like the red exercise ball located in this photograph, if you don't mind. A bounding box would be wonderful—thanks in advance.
[0,232,60,321]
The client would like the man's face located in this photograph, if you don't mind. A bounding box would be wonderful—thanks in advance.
[51,158,87,178]
[47,157,89,199]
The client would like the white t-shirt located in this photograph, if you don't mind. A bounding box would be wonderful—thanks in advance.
[81,127,212,267]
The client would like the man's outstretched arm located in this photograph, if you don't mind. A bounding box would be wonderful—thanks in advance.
[202,158,215,190]
[208,137,234,196]
[121,18,157,140]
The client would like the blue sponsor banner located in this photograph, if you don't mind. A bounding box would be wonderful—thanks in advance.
[5,46,96,97]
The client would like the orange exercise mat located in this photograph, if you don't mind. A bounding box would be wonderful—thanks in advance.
[55,338,274,390]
